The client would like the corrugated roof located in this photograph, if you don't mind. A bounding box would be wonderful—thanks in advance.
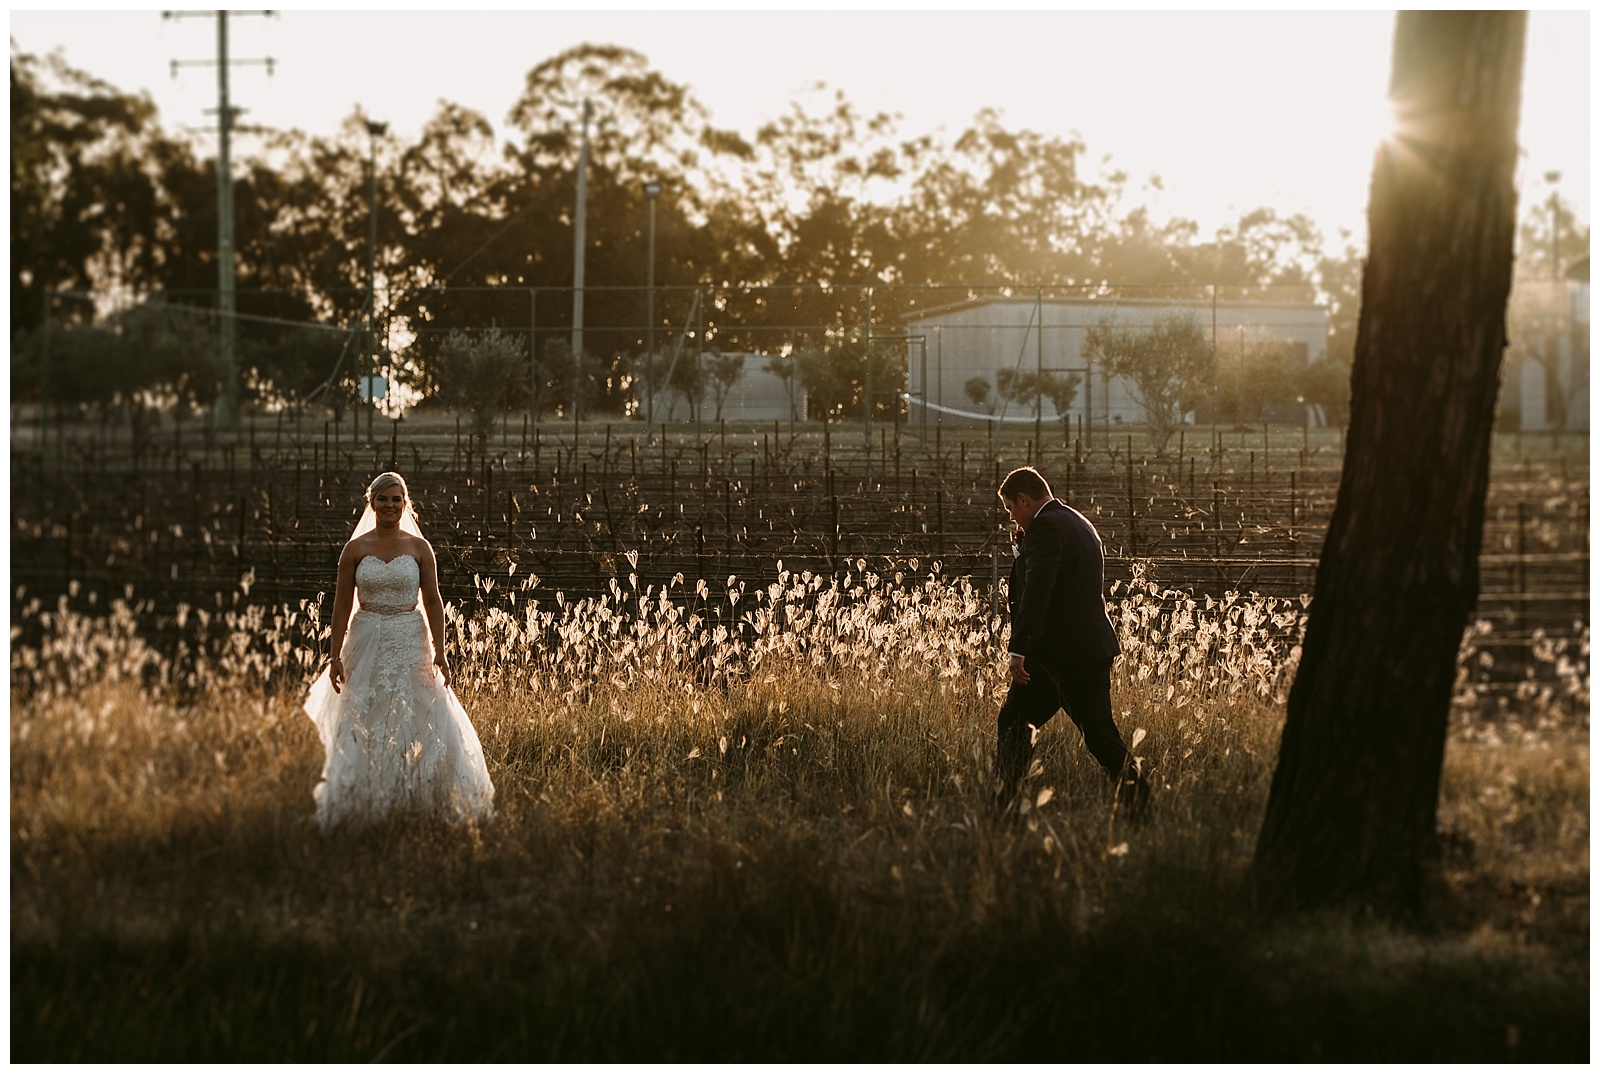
[898,291,1326,323]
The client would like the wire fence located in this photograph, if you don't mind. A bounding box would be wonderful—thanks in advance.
[10,407,1588,701]
[18,281,1342,433]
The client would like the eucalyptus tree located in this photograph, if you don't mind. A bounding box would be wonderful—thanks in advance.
[1077,206,1199,294]
[494,44,764,415]
[10,48,166,332]
[742,89,909,321]
[1253,10,1528,921]
[1515,195,1590,281]
[1179,207,1324,295]
[383,101,518,401]
[894,108,1117,292]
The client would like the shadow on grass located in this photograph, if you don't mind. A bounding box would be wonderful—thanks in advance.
[12,817,1588,1062]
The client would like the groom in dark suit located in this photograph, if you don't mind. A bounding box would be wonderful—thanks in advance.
[995,466,1150,815]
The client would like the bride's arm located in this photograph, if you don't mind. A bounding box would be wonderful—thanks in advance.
[327,542,360,691]
[417,539,453,687]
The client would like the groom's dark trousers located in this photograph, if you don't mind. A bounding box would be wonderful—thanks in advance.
[995,657,1129,796]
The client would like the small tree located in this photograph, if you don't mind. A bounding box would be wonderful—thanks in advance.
[667,345,706,423]
[252,324,349,415]
[993,368,1035,411]
[794,345,844,420]
[21,319,108,413]
[437,327,525,448]
[705,350,746,420]
[764,352,802,424]
[632,348,667,422]
[314,327,365,427]
[540,337,603,420]
[995,368,1081,437]
[1082,313,1214,456]
[964,376,995,415]
[792,337,899,422]
[1039,369,1083,439]
[112,299,224,427]
[537,337,569,418]
[1298,356,1352,428]
[1216,342,1302,424]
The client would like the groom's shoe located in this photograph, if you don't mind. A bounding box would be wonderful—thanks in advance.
[1115,765,1152,822]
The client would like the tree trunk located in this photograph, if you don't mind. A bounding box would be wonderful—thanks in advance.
[1253,12,1526,921]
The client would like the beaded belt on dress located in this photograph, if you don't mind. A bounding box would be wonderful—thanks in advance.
[359,602,418,617]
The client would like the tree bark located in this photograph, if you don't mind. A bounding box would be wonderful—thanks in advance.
[1253,12,1526,921]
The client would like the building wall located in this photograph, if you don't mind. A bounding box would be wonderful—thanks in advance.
[902,296,1328,428]
[1505,275,1590,432]
[1568,280,1590,431]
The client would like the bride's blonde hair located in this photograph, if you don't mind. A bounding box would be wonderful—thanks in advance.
[353,472,423,538]
[367,471,409,503]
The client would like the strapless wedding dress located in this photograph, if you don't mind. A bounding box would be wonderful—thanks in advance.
[303,554,494,828]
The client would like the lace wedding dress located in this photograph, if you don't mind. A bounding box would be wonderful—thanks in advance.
[303,554,494,829]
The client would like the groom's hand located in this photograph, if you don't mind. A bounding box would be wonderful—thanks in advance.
[1008,654,1030,685]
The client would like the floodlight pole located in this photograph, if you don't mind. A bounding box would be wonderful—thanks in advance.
[571,98,591,437]
[645,180,661,440]
[921,337,928,441]
[365,118,387,449]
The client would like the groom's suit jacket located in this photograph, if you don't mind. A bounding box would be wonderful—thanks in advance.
[1007,499,1121,668]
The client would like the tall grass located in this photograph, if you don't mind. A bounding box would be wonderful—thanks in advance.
[10,565,1589,1061]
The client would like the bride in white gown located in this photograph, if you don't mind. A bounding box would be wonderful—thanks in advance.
[303,472,494,829]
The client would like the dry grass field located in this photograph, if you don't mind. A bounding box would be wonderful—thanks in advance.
[10,567,1589,1061]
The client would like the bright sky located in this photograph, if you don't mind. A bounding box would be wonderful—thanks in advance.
[9,8,1591,251]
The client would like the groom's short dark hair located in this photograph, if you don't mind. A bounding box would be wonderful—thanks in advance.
[999,466,1051,501]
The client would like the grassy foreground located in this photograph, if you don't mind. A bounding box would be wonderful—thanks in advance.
[10,569,1589,1061]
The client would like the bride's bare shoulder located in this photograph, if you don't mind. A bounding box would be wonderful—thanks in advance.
[405,534,437,562]
[339,534,379,564]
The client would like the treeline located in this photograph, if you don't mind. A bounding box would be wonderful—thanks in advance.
[14,42,1381,427]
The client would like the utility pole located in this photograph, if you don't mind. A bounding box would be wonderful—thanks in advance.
[571,98,591,430]
[39,288,51,451]
[1035,288,1044,458]
[528,289,539,443]
[167,10,275,430]
[1211,283,1219,446]
[694,288,703,444]
[863,287,873,447]
[1544,170,1562,280]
